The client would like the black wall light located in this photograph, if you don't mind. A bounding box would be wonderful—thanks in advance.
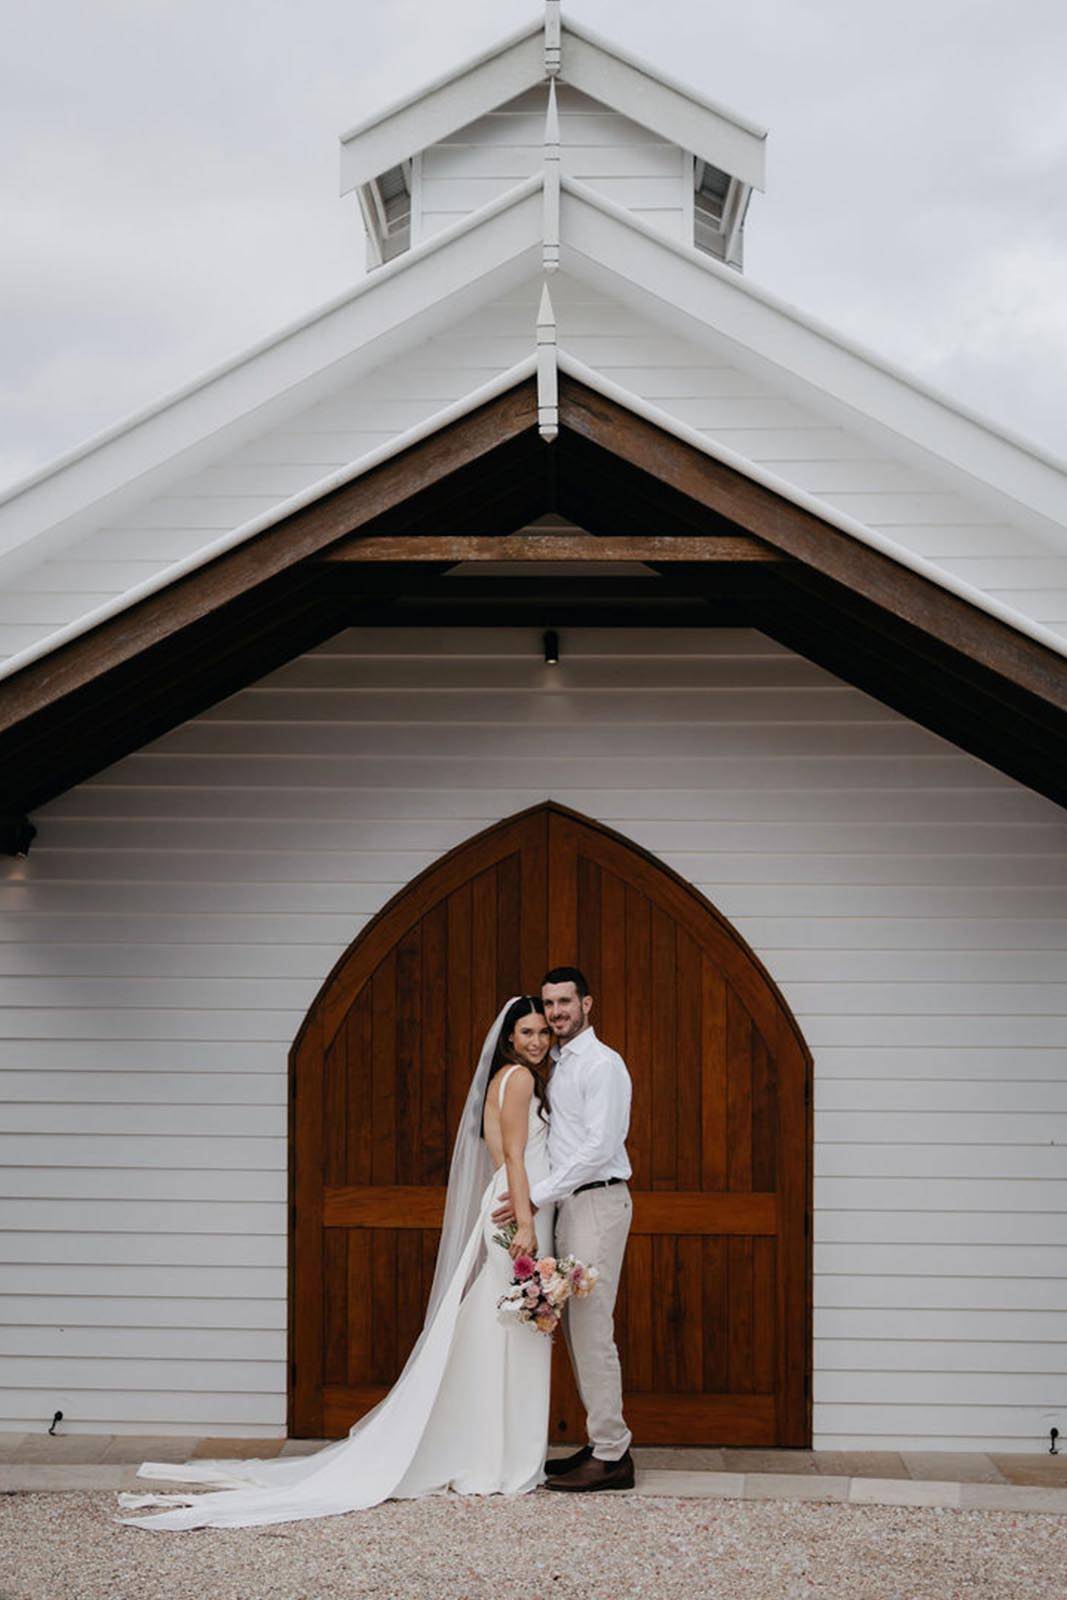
[543,630,560,665]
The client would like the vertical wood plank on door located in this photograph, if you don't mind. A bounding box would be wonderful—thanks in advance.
[725,989,753,1191]
[652,1233,678,1391]
[676,931,701,1190]
[470,866,498,1034]
[371,955,397,1187]
[420,901,448,1186]
[625,1233,654,1391]
[371,1228,398,1385]
[728,1235,755,1394]
[346,1230,372,1386]
[290,1007,324,1435]
[323,1229,347,1386]
[395,930,421,1188]
[677,1235,704,1393]
[446,884,473,1138]
[599,869,628,1055]
[651,904,677,1189]
[700,962,727,1189]
[701,1236,728,1393]
[753,1236,776,1394]
[547,812,579,963]
[625,885,652,1191]
[577,854,602,994]
[751,1027,777,1191]
[396,1230,424,1360]
[520,812,549,993]
[346,995,373,1185]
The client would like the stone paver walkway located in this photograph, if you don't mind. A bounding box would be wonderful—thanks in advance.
[1,1434,1064,1515]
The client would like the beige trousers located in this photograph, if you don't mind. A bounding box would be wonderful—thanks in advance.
[554,1182,633,1461]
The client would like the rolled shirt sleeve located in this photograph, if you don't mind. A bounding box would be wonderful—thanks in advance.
[529,1055,632,1209]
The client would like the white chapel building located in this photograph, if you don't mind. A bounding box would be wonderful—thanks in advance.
[1,6,1065,1454]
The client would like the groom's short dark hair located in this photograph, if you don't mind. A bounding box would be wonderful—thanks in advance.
[541,966,590,999]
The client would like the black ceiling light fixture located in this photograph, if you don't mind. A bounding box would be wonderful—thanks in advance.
[543,629,560,666]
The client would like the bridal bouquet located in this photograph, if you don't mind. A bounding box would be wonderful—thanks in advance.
[492,1224,599,1336]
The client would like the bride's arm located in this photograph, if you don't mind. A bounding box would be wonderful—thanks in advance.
[500,1069,538,1259]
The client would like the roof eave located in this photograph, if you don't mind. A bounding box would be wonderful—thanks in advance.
[0,175,544,574]
[558,174,1067,538]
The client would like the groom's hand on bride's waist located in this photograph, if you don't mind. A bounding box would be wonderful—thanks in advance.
[490,1191,537,1226]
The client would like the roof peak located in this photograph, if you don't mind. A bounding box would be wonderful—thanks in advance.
[342,5,766,274]
[339,9,767,152]
[338,6,767,195]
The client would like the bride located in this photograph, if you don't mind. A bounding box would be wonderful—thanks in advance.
[117,997,557,1530]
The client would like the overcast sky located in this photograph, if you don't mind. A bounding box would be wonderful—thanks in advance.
[2,0,1065,493]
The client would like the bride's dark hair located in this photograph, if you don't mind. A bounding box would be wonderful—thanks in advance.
[482,995,551,1127]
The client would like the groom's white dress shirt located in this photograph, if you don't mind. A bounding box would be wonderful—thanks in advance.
[528,1024,632,1209]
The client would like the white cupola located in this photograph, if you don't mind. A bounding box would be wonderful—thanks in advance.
[338,2,766,273]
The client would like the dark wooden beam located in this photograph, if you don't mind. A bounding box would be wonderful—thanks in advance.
[0,371,1063,820]
[320,533,784,562]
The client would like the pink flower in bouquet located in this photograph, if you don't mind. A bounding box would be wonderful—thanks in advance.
[512,1254,536,1280]
[536,1257,557,1278]
[535,1309,558,1334]
[569,1265,584,1287]
[573,1265,599,1298]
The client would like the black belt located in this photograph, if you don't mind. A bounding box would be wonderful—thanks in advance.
[572,1177,625,1197]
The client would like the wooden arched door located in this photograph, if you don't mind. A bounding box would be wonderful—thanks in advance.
[290,804,812,1445]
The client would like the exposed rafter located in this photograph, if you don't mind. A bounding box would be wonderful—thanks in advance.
[0,376,1063,840]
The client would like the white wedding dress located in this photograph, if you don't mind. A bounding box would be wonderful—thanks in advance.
[117,1060,555,1530]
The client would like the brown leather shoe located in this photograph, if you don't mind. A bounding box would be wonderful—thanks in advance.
[544,1449,635,1493]
[544,1444,593,1477]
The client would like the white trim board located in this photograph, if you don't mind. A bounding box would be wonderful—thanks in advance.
[338,17,766,196]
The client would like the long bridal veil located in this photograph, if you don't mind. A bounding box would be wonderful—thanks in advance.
[117,997,520,1529]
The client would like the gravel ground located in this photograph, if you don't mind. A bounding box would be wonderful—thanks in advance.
[0,1490,1064,1600]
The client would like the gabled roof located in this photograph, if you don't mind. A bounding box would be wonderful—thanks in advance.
[2,162,1066,689]
[1,373,1065,849]
[0,177,543,580]
[1,5,1065,826]
[556,176,1067,547]
[338,14,767,196]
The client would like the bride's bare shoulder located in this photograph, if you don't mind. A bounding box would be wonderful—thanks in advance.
[495,1063,535,1098]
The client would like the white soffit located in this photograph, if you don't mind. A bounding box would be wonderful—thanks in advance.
[558,176,1067,542]
[339,19,766,196]
[0,179,543,573]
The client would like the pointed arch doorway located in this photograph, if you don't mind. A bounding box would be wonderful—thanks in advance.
[290,803,812,1446]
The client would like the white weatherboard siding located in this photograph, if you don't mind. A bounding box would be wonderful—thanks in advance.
[418,85,689,246]
[1,627,1065,1446]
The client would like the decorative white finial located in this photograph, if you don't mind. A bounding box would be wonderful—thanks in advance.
[544,0,561,76]
[536,282,559,442]
[542,78,560,274]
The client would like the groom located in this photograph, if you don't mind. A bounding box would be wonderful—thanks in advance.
[491,966,635,1492]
